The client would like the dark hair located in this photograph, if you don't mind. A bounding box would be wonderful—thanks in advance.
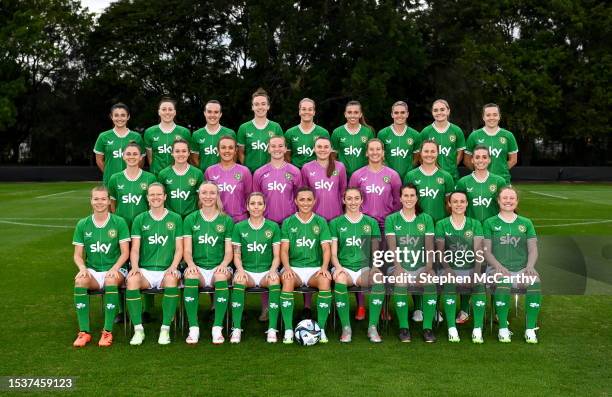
[400,183,422,215]
[473,145,490,155]
[366,138,385,164]
[298,98,315,110]
[171,138,190,150]
[391,101,409,113]
[419,138,441,168]
[110,102,130,116]
[343,186,362,201]
[295,186,315,198]
[217,135,237,150]
[345,100,374,133]
[313,136,336,178]
[482,103,500,116]
[205,99,221,111]
[124,141,142,153]
[159,96,177,108]
[252,88,270,103]
[445,190,468,214]
[497,185,519,213]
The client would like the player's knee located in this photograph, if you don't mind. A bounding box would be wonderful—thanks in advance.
[162,276,178,288]
[75,278,89,288]
[126,276,140,289]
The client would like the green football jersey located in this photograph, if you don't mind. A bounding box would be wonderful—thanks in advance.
[281,213,332,268]
[183,211,234,270]
[483,214,536,272]
[144,124,193,175]
[465,128,518,184]
[93,129,144,186]
[331,125,375,177]
[384,211,434,270]
[419,123,466,181]
[72,213,130,272]
[158,165,204,217]
[191,125,236,172]
[285,124,330,168]
[455,172,507,222]
[231,219,281,273]
[329,213,381,272]
[131,210,183,271]
[403,166,455,222]
[237,120,284,173]
[377,125,420,176]
[434,216,483,270]
[108,169,157,227]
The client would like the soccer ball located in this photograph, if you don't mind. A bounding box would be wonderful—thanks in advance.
[294,319,321,346]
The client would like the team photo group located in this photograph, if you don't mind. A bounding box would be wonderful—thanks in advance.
[73,88,541,349]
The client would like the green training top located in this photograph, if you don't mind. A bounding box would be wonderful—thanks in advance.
[72,213,130,272]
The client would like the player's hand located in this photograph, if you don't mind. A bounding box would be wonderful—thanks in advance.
[333,265,346,278]
[497,265,511,277]
[523,267,539,278]
[281,269,296,281]
[234,270,247,284]
[106,269,120,279]
[214,265,230,276]
[184,265,198,277]
[165,267,180,278]
[127,267,141,278]
[266,271,279,282]
[317,269,331,280]
[75,269,90,280]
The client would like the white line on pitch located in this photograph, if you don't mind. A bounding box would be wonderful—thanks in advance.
[0,220,73,229]
[529,191,568,200]
[35,190,76,199]
[536,220,612,228]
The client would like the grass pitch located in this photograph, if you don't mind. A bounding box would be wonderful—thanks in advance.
[0,182,610,396]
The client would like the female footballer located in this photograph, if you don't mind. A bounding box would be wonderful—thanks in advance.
[158,138,204,218]
[301,136,347,221]
[191,100,236,172]
[182,181,234,344]
[205,136,253,222]
[329,187,383,342]
[385,184,437,343]
[331,100,375,178]
[252,135,303,224]
[237,88,284,174]
[285,98,330,168]
[418,99,466,182]
[93,103,144,186]
[144,97,193,176]
[376,101,420,177]
[483,186,541,343]
[435,191,485,343]
[72,186,130,347]
[279,187,333,344]
[126,182,184,345]
[230,192,282,343]
[464,103,518,184]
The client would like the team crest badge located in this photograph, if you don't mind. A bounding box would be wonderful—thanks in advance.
[489,184,497,192]
[417,223,425,232]
[175,135,182,141]
[234,173,242,181]
[437,177,444,184]
[362,224,371,233]
[312,225,320,235]
[140,182,148,190]
[188,178,197,186]
[361,136,367,143]
[383,176,390,184]
[332,170,338,176]
[499,137,507,144]
[166,222,175,230]
[285,173,292,181]
[407,138,414,145]
[108,229,117,238]
[465,230,473,238]
[264,230,273,239]
[449,135,456,142]
[268,131,275,138]
[216,224,225,233]
[518,224,526,233]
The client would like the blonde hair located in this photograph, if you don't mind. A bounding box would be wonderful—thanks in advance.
[198,181,225,214]
[432,99,450,110]
[298,97,316,110]
[91,185,109,198]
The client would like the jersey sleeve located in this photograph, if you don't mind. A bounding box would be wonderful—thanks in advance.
[425,214,435,235]
[117,216,131,242]
[182,214,194,238]
[107,174,117,200]
[369,217,381,238]
[93,133,105,155]
[329,219,338,240]
[223,216,234,240]
[526,218,537,238]
[366,126,375,139]
[402,169,414,186]
[444,172,454,194]
[434,219,444,240]
[280,219,290,242]
[473,219,484,237]
[285,129,294,152]
[338,163,347,195]
[456,127,466,150]
[301,165,311,188]
[330,129,340,152]
[243,168,253,197]
[272,122,284,136]
[292,166,303,189]
[196,168,204,186]
[465,132,476,155]
[72,219,85,245]
[174,215,183,239]
[272,222,281,245]
[191,130,201,154]
[237,124,246,146]
[482,218,493,239]
[252,168,262,193]
[391,170,402,211]
[348,168,359,188]
[454,177,465,192]
[507,132,519,154]
[132,132,145,154]
[143,128,152,149]
[319,218,332,243]
[131,214,142,238]
[384,214,395,235]
[231,223,242,245]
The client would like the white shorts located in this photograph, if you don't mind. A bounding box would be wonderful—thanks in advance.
[288,267,320,287]
[332,267,368,285]
[198,266,233,287]
[87,268,127,289]
[140,268,180,289]
[245,270,272,287]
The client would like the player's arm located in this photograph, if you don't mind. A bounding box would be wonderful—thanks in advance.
[463,153,473,170]
[220,239,233,268]
[191,153,200,168]
[168,237,183,271]
[483,238,509,276]
[110,199,117,213]
[108,241,130,279]
[270,243,281,273]
[146,148,153,167]
[320,242,331,272]
[524,238,538,276]
[456,149,464,165]
[280,241,291,271]
[183,236,197,268]
[424,234,435,275]
[330,239,343,271]
[95,153,105,173]
[73,245,89,279]
[385,234,401,273]
[129,237,141,274]
[473,236,484,274]
[232,243,246,277]
[507,152,518,169]
[237,146,245,165]
[435,237,452,273]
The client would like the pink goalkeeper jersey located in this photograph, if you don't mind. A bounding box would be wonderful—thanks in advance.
[205,163,252,222]
[253,162,303,223]
[349,165,402,230]
[301,160,347,221]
